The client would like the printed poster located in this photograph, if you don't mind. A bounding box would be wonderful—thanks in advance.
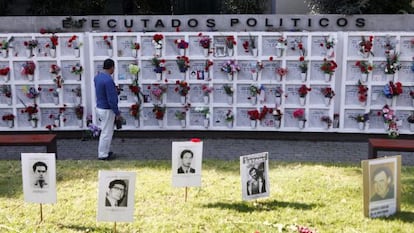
[240,152,270,201]
[172,140,203,188]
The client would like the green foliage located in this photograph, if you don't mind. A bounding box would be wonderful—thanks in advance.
[1,160,414,232]
[220,0,266,14]
[306,0,414,14]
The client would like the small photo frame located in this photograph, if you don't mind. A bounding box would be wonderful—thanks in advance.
[97,171,136,222]
[172,140,203,188]
[240,152,270,201]
[21,153,57,204]
[362,155,401,218]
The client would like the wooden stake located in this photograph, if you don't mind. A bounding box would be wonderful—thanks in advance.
[39,203,43,222]
[185,187,188,202]
[113,222,116,233]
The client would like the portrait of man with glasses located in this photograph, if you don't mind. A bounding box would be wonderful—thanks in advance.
[105,179,128,207]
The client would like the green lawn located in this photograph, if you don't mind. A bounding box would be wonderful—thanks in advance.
[0,160,413,233]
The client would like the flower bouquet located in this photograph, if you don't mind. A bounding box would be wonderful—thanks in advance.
[103,35,113,49]
[274,86,283,105]
[276,37,287,57]
[49,64,60,76]
[383,52,401,80]
[69,63,83,82]
[247,109,259,128]
[0,67,10,82]
[298,85,311,105]
[198,33,211,56]
[1,85,12,105]
[355,60,373,82]
[131,42,140,57]
[24,39,38,57]
[53,75,64,89]
[320,59,337,82]
[320,35,336,57]
[383,35,396,54]
[175,80,190,100]
[21,104,38,127]
[225,35,236,50]
[152,34,164,56]
[407,112,414,131]
[293,108,306,129]
[68,35,82,57]
[383,81,403,105]
[21,61,36,80]
[248,84,260,105]
[196,106,210,128]
[276,67,288,82]
[242,34,257,56]
[152,57,166,80]
[321,116,333,129]
[358,36,374,57]
[378,104,395,127]
[175,39,189,55]
[250,61,263,81]
[0,36,14,58]
[128,63,140,80]
[46,34,58,57]
[176,56,190,73]
[129,103,140,120]
[321,87,335,106]
[204,60,214,73]
[351,113,370,130]
[298,56,308,76]
[74,105,84,119]
[149,84,167,104]
[272,108,283,127]
[290,37,306,56]
[357,80,369,105]
[221,60,240,80]
[201,84,213,104]
[24,86,40,99]
[128,82,141,101]
[175,110,186,120]
[71,86,82,103]
[2,113,15,128]
[152,104,166,121]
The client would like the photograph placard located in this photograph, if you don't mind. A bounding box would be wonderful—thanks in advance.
[240,152,269,201]
[97,171,136,222]
[362,155,401,218]
[171,141,203,188]
[21,153,56,204]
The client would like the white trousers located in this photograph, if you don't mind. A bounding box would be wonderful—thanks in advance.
[96,108,115,158]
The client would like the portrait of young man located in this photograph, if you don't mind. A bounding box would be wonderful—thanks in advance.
[105,179,128,207]
[32,161,48,189]
[370,165,395,202]
[177,149,196,174]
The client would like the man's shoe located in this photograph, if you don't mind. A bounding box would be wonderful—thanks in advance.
[99,152,115,161]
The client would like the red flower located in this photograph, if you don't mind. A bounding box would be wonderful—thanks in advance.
[247,109,260,120]
[298,85,311,97]
[0,67,10,75]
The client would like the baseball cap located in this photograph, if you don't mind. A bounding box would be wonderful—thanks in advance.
[103,59,114,69]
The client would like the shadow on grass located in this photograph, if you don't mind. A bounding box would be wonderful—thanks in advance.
[58,223,109,232]
[384,211,414,223]
[203,199,319,212]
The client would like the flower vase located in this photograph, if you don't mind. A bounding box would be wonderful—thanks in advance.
[31,120,37,128]
[386,74,394,82]
[300,73,307,82]
[360,101,366,107]
[49,48,56,58]
[250,120,257,128]
[227,96,233,105]
[324,73,332,82]
[1,74,9,82]
[327,48,335,58]
[6,97,12,106]
[1,49,7,58]
[361,51,370,58]
[53,96,59,105]
[26,49,32,58]
[384,122,389,131]
[392,96,397,106]
[180,96,186,105]
[74,48,80,57]
[134,119,140,128]
[156,72,162,81]
[227,121,233,128]
[7,120,13,128]
[180,119,186,128]
[299,120,305,129]
[60,114,65,127]
[227,73,233,81]
[275,120,281,128]
[275,96,282,105]
[54,119,60,127]
[77,119,83,128]
[365,121,370,130]
[361,73,368,83]
[155,48,162,57]
[276,48,284,57]
[202,118,209,128]
[77,74,82,81]
[107,49,113,57]
[299,97,306,106]
[131,49,137,58]
[203,48,209,57]
[251,72,258,81]
[203,95,209,105]
[324,97,331,106]
[385,98,392,106]
[250,96,257,105]
[410,123,414,132]
[179,48,185,56]
[357,122,364,130]
[412,99,414,107]
[27,74,34,81]
[227,48,234,56]
[75,96,81,105]
[251,48,258,57]
[158,119,163,128]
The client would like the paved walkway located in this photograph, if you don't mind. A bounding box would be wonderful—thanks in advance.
[3,137,414,166]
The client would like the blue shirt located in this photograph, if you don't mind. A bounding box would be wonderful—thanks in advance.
[94,71,120,116]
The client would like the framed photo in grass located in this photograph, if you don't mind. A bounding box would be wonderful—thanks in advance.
[240,152,269,201]
[21,153,56,204]
[172,140,203,188]
[97,171,136,222]
[362,155,401,218]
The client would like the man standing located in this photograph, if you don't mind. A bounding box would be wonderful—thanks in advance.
[94,58,121,160]
[247,167,266,195]
[32,161,48,189]
[177,150,196,174]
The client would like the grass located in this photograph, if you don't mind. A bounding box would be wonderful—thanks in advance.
[0,160,414,233]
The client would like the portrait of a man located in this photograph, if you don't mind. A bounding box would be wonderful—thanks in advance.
[177,149,196,174]
[247,163,266,196]
[32,161,48,189]
[105,179,128,207]
[370,166,394,202]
